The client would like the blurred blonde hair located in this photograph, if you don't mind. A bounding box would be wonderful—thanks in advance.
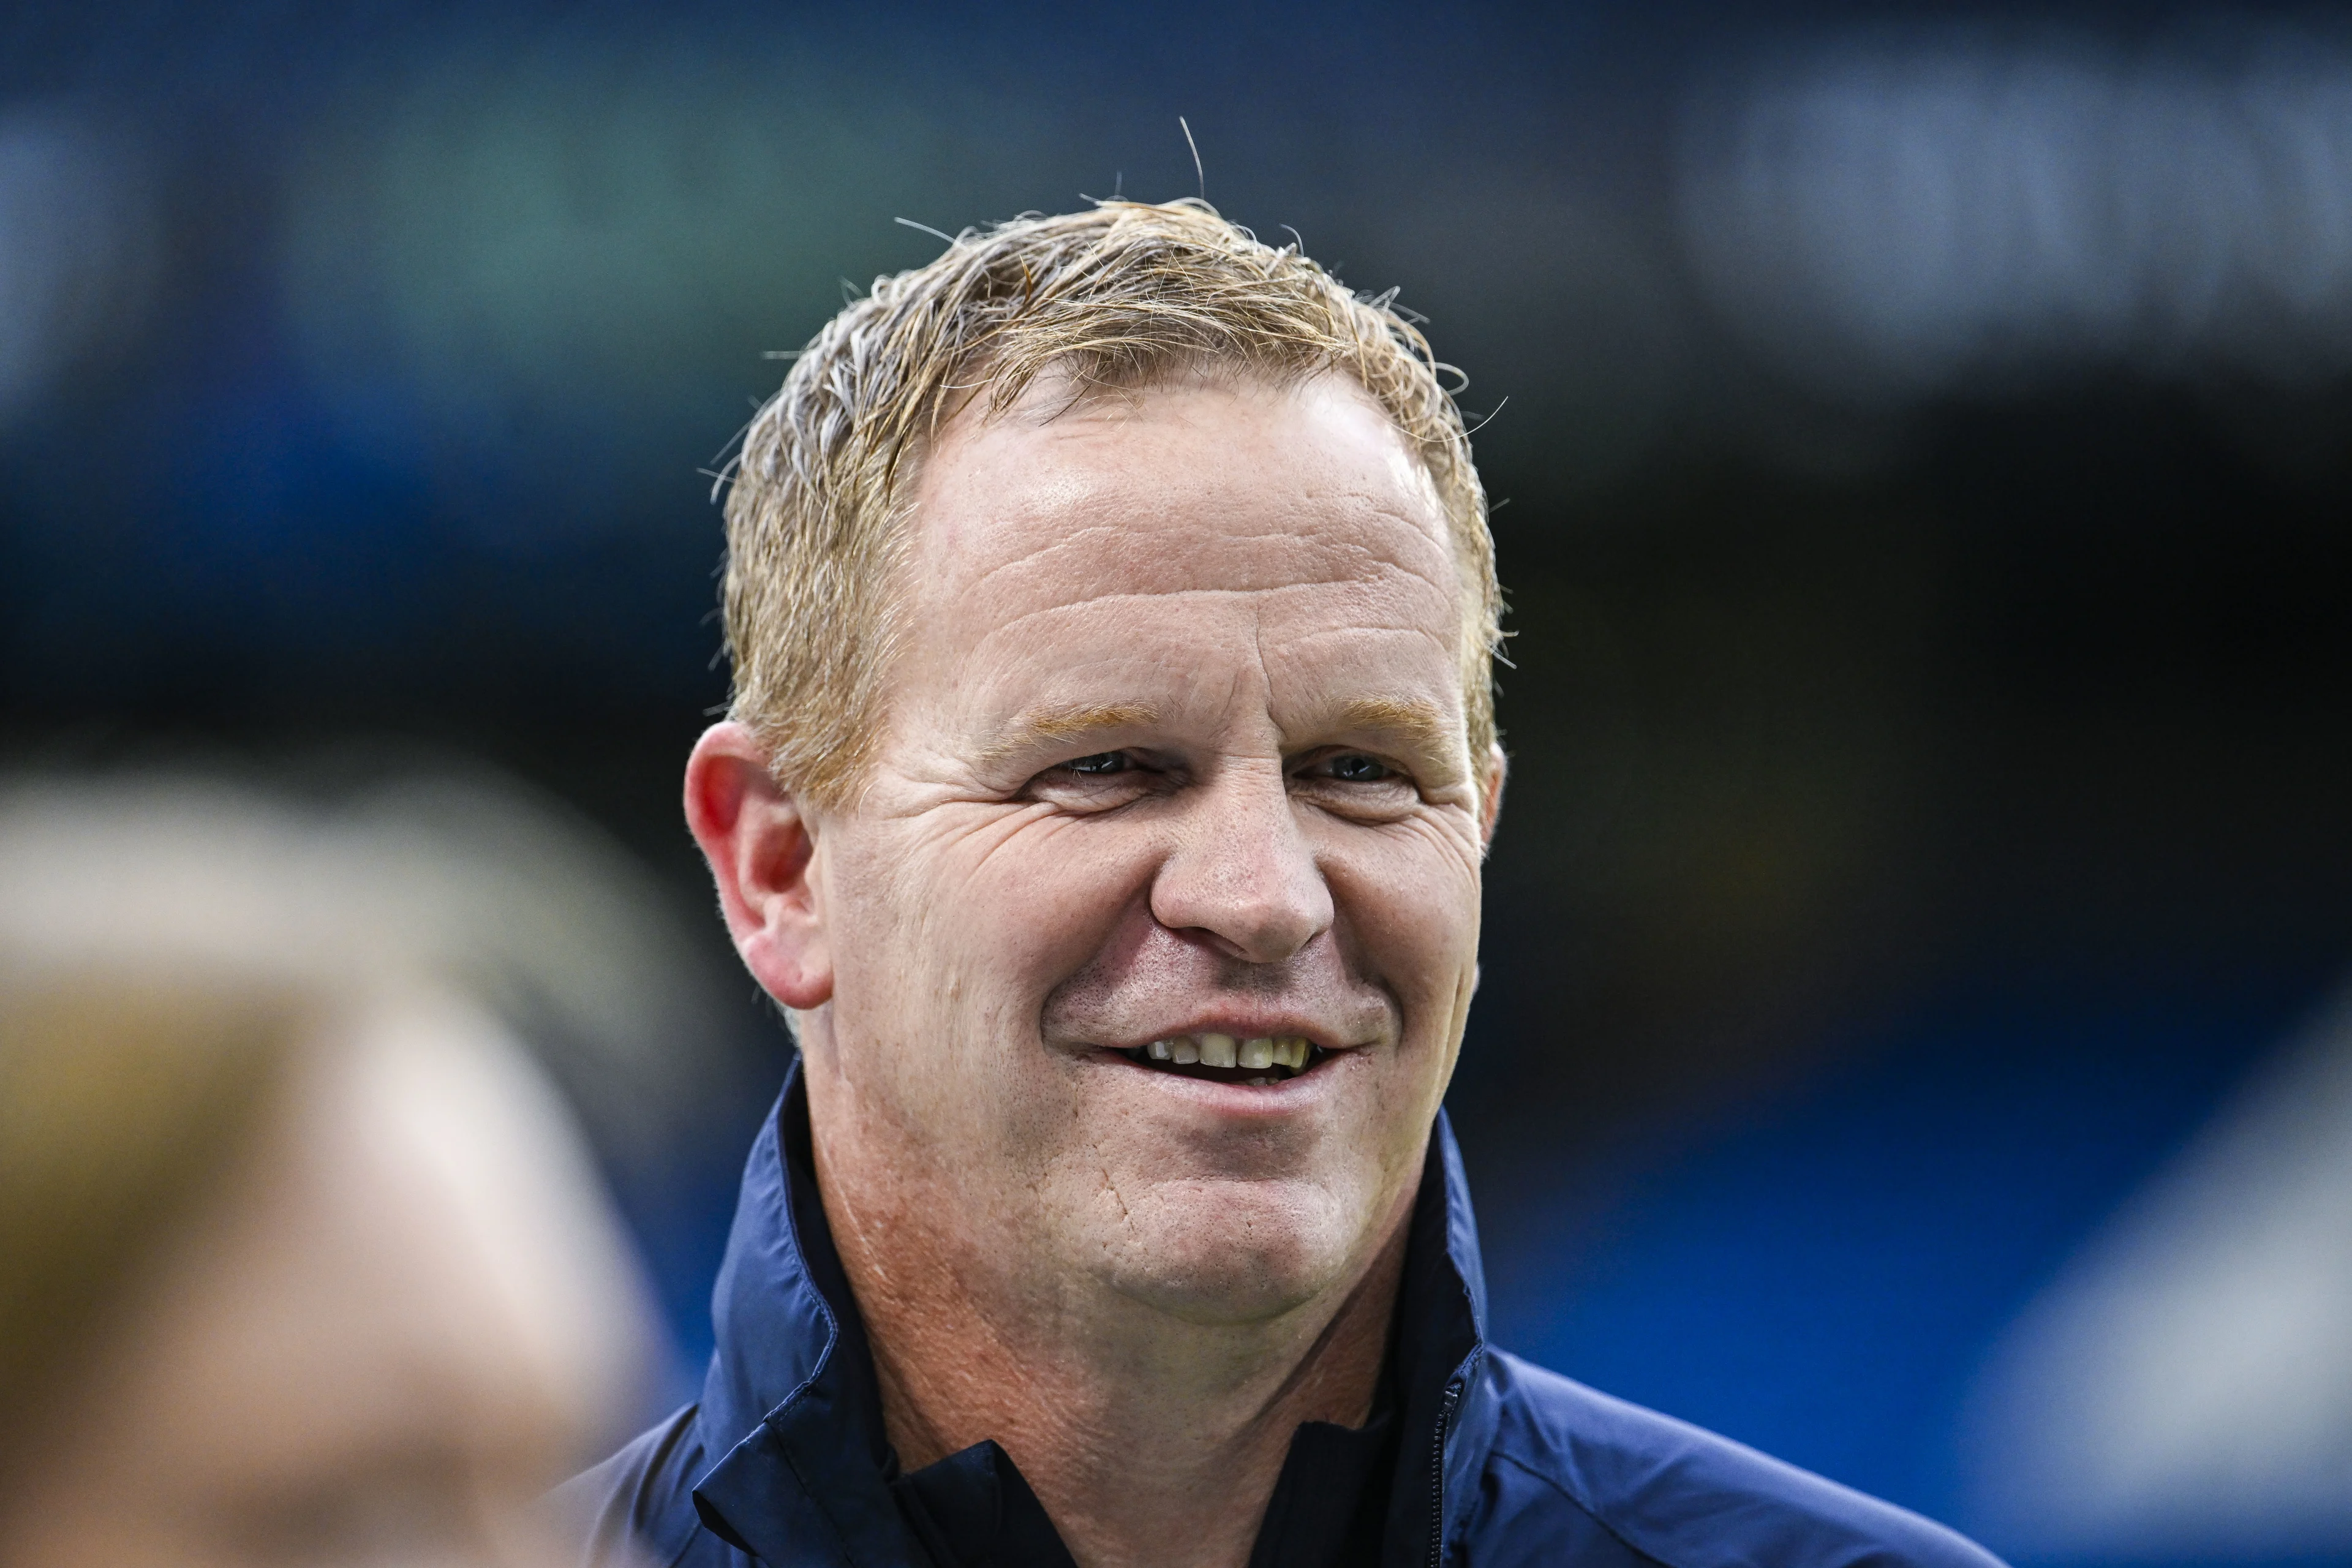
[0,975,304,1449]
[720,198,1502,808]
[0,767,682,1483]
[0,770,748,1170]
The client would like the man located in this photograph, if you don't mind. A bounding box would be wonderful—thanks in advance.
[567,201,2000,1567]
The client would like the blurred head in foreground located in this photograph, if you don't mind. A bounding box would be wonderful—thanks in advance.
[0,779,660,1567]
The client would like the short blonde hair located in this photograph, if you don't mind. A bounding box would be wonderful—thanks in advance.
[720,199,1501,807]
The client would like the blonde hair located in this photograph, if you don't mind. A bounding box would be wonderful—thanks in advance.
[720,199,1501,807]
[0,976,304,1453]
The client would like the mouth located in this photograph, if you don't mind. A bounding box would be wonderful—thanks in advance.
[1112,1033,1334,1087]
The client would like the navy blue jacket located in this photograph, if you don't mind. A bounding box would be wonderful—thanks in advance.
[563,1063,2003,1568]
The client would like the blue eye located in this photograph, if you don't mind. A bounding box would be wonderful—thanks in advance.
[1064,752,1129,775]
[1325,753,1392,782]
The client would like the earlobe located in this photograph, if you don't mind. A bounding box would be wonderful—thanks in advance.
[684,723,834,1010]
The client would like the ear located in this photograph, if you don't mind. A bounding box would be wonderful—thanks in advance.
[1479,742,1508,851]
[684,722,832,1010]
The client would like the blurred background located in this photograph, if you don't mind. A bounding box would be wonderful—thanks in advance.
[3,1,2350,1561]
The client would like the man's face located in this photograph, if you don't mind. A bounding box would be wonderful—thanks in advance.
[790,373,1496,1324]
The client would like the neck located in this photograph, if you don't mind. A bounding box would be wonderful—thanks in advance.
[811,1134,1415,1568]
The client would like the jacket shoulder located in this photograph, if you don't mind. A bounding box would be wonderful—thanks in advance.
[552,1404,746,1568]
[1466,1351,2005,1568]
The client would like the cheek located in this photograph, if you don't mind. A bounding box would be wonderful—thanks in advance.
[833,812,1159,1031]
[1324,825,1482,1022]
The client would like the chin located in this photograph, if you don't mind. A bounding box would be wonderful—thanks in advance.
[1086,1176,1370,1325]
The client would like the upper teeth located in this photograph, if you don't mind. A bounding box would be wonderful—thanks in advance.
[1144,1036,1311,1070]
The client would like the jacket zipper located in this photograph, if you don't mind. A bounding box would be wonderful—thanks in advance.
[1425,1378,1463,1568]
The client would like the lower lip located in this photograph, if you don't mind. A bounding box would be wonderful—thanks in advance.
[1091,1047,1355,1114]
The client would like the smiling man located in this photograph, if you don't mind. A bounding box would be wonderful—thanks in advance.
[566,202,2000,1568]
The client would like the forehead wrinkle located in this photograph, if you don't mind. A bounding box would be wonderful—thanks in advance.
[966,573,1452,647]
[938,515,1453,608]
[1264,620,1457,654]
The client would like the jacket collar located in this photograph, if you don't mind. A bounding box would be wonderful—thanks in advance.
[692,1058,1494,1567]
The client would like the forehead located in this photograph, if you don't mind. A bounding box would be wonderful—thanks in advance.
[897,374,1463,729]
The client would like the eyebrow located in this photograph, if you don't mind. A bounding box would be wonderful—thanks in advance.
[971,696,1464,777]
[1333,696,1454,756]
[972,702,1162,771]
[1328,696,1469,785]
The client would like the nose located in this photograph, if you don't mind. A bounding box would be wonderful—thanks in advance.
[1149,760,1333,965]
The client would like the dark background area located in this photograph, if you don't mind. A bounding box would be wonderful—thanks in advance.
[5,2,2350,1559]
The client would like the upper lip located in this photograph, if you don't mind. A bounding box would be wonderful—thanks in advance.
[1101,1018,1360,1054]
